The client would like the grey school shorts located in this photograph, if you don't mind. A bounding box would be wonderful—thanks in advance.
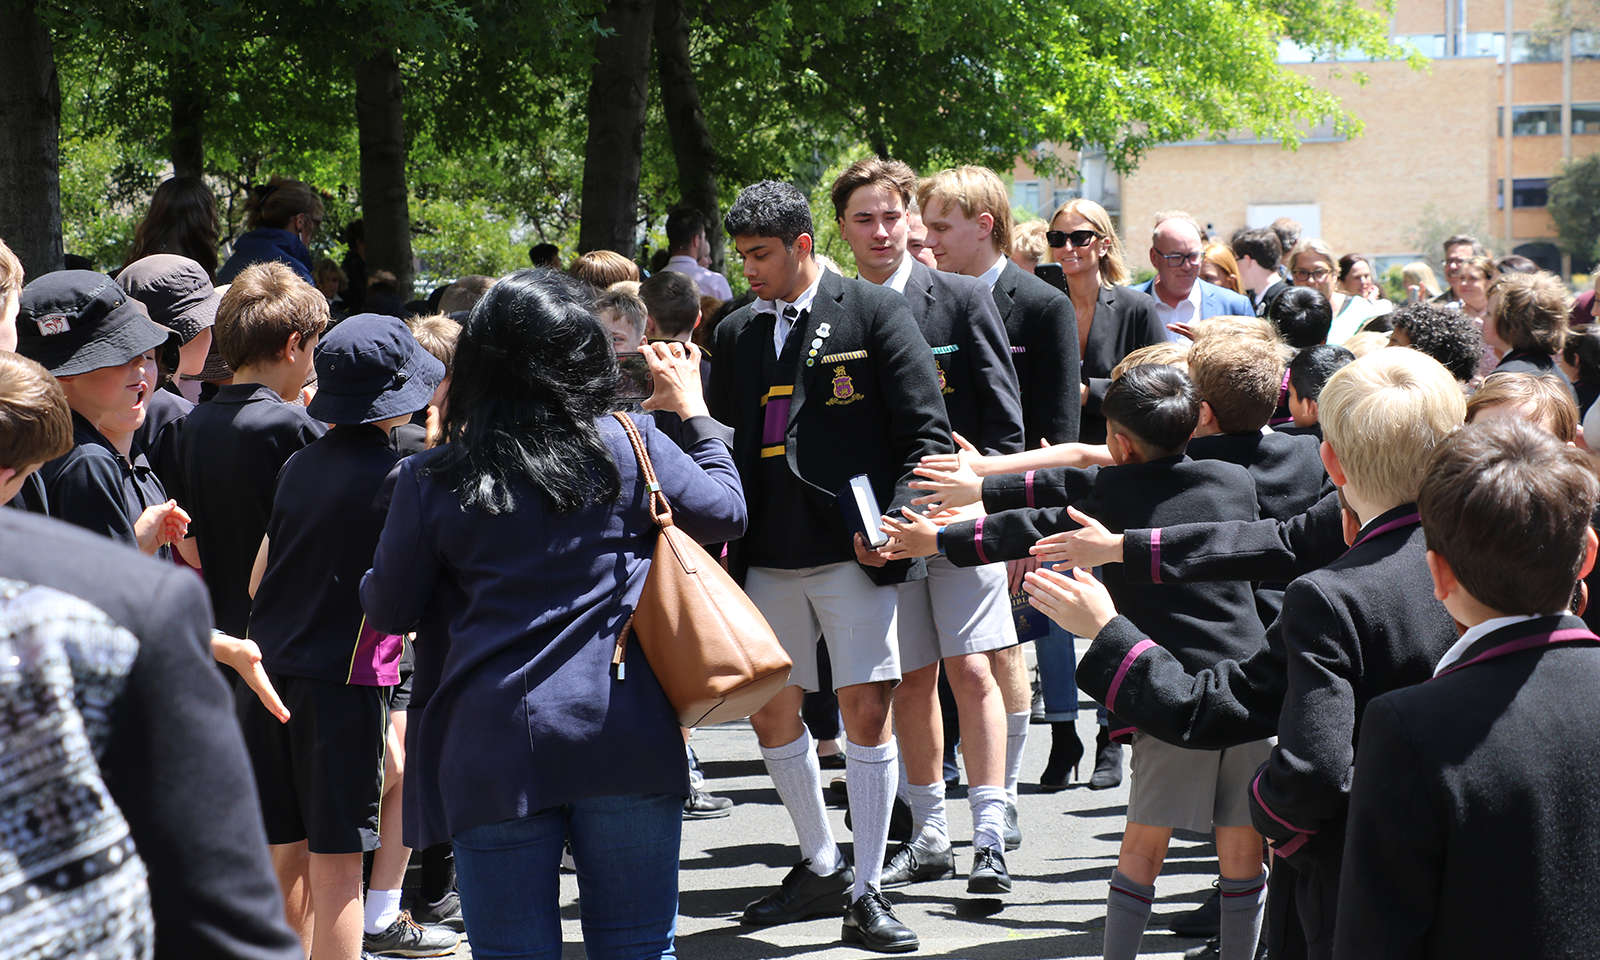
[894,556,1018,673]
[1127,732,1275,833]
[744,562,901,692]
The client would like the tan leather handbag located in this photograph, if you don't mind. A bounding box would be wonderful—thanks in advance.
[610,413,791,726]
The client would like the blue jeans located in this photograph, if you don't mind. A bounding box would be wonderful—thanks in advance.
[1035,620,1081,720]
[453,793,682,960]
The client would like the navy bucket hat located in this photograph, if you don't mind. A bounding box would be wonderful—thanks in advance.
[305,313,445,425]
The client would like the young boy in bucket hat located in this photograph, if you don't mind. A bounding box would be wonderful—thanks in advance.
[15,270,189,557]
[239,312,454,960]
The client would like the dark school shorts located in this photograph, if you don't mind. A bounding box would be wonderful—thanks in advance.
[389,640,415,713]
[236,674,388,854]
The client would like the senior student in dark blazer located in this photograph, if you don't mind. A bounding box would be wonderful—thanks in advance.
[359,270,747,960]
[1338,420,1600,960]
[832,157,1025,893]
[916,165,1081,846]
[707,180,951,952]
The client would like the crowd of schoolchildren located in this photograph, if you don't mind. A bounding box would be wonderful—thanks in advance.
[0,160,1597,960]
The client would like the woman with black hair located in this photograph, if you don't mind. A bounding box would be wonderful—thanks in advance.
[359,268,746,959]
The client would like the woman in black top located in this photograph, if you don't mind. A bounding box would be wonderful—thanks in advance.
[1486,271,1577,403]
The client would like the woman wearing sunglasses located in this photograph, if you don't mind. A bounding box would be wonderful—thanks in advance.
[1046,199,1167,446]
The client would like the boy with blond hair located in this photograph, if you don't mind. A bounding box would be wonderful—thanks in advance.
[0,352,73,503]
[1027,348,1467,960]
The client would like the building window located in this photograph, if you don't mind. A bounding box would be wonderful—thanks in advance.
[1396,33,1446,58]
[1512,178,1550,208]
[1460,32,1503,59]
[1504,104,1562,136]
[1509,32,1562,63]
[1575,31,1600,60]
[1014,181,1041,217]
[1574,104,1600,134]
[1051,188,1078,212]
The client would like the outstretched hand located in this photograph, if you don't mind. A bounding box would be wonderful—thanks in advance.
[134,500,191,555]
[1030,506,1124,567]
[910,440,984,512]
[211,633,291,723]
[1022,566,1119,638]
[879,506,947,560]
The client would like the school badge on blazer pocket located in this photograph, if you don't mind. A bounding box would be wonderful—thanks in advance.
[826,365,863,406]
[932,344,957,395]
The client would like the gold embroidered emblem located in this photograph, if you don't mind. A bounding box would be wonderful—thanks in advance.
[936,359,952,395]
[826,365,862,406]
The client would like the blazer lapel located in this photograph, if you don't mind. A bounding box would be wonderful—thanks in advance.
[905,261,937,314]
[789,270,842,427]
[991,263,1016,323]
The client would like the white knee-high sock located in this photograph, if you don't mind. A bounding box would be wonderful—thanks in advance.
[844,738,899,899]
[760,730,841,875]
[1004,710,1030,803]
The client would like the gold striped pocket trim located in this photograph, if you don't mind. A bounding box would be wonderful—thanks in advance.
[821,350,868,363]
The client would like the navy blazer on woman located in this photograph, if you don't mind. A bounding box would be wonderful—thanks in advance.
[360,414,746,849]
[1079,284,1170,444]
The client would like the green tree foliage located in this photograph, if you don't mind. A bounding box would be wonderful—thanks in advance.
[1549,153,1600,267]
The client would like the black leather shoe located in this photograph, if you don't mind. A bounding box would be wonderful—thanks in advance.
[1181,933,1267,959]
[1170,883,1221,937]
[841,890,919,953]
[1040,721,1085,792]
[842,795,914,843]
[683,789,734,820]
[742,859,854,926]
[1002,801,1021,851]
[880,842,956,887]
[967,846,1012,894]
[1089,726,1124,790]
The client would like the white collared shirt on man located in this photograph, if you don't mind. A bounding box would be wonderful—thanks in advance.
[662,255,734,301]
[755,271,824,356]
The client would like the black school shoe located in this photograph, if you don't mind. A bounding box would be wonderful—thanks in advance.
[967,846,1012,894]
[684,789,734,819]
[1170,883,1221,937]
[1089,727,1124,790]
[363,911,460,958]
[841,890,919,953]
[840,792,914,844]
[742,859,855,926]
[880,842,956,887]
[1183,935,1268,959]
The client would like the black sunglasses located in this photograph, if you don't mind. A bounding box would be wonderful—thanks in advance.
[1046,229,1098,248]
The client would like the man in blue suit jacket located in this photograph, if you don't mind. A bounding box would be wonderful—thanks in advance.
[1132,213,1254,341]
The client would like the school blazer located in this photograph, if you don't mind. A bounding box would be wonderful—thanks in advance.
[942,457,1267,672]
[1336,614,1600,959]
[1132,277,1256,322]
[991,260,1082,447]
[708,269,952,586]
[901,261,1024,456]
[1186,431,1328,523]
[1079,284,1170,444]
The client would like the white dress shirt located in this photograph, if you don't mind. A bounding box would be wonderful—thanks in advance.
[978,255,1008,291]
[755,271,824,357]
[874,253,916,294]
[662,255,734,301]
[1433,613,1549,676]
[1150,280,1202,340]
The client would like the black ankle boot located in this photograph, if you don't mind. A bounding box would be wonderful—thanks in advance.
[1040,721,1084,792]
[1089,725,1123,790]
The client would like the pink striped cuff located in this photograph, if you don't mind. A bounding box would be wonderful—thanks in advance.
[1024,470,1036,508]
[1149,528,1162,583]
[1274,833,1310,858]
[1251,769,1318,836]
[1104,639,1155,713]
[973,517,989,564]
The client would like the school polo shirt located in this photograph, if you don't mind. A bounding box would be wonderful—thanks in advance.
[180,383,325,636]
[133,385,195,503]
[37,412,172,559]
[249,425,403,684]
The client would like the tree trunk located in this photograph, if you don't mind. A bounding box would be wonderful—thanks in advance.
[355,49,414,295]
[167,52,206,179]
[578,0,656,257]
[0,0,62,278]
[654,0,723,271]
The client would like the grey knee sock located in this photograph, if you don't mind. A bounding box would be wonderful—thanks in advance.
[1219,870,1268,960]
[760,730,841,875]
[1102,869,1155,960]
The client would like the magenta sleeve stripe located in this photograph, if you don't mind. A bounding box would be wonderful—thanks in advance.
[1149,528,1162,583]
[1250,769,1318,835]
[1024,470,1035,508]
[1274,833,1309,858]
[1104,639,1155,712]
[973,517,989,564]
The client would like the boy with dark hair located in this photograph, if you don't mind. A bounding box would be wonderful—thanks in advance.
[17,271,189,557]
[882,364,1271,960]
[710,179,951,952]
[180,261,327,637]
[663,206,733,300]
[833,155,1024,891]
[242,314,451,960]
[1282,344,1354,439]
[1268,286,1333,348]
[1387,303,1483,383]
[1230,226,1285,316]
[1026,349,1468,960]
[640,269,701,342]
[1338,418,1600,957]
